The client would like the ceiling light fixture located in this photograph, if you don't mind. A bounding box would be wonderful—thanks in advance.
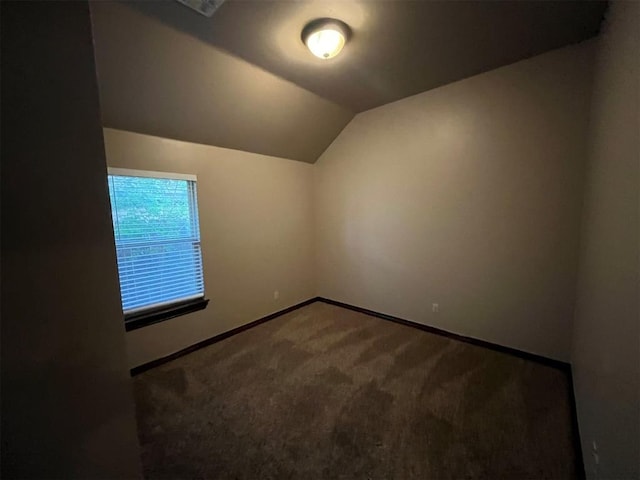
[302,19,350,60]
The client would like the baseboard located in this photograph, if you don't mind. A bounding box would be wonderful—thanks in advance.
[132,295,572,375]
[130,297,318,376]
[316,296,584,477]
[316,297,570,371]
[128,294,584,475]
[567,367,586,480]
[317,297,584,475]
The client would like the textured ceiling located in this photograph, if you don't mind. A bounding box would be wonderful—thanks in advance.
[91,0,606,163]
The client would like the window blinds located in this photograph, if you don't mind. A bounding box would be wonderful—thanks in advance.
[107,169,204,314]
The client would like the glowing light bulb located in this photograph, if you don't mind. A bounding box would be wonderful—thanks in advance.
[302,20,349,60]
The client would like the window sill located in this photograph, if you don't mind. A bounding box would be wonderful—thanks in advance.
[124,298,209,332]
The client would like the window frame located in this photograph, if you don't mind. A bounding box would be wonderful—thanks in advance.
[107,167,209,331]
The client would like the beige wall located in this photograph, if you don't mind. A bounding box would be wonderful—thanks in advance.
[315,42,595,361]
[103,129,316,368]
[572,1,640,478]
[1,2,141,478]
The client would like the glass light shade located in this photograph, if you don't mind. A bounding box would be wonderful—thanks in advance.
[305,25,346,59]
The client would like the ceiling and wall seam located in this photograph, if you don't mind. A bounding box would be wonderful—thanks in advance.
[90,0,605,164]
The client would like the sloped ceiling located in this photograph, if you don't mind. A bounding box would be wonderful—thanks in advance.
[91,0,606,163]
[91,2,353,163]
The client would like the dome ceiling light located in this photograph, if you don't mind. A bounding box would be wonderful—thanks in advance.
[302,18,350,60]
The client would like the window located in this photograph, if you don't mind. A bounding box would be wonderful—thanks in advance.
[107,168,208,331]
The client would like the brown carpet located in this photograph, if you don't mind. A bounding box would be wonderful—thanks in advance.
[133,301,577,479]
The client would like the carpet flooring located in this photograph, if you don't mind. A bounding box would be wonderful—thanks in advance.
[133,301,577,479]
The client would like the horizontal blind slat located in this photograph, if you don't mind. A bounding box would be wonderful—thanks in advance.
[116,250,203,274]
[118,265,203,280]
[122,287,203,309]
[122,286,203,310]
[117,272,203,292]
[124,294,204,315]
[109,173,205,314]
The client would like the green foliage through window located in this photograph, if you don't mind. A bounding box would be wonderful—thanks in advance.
[108,173,204,313]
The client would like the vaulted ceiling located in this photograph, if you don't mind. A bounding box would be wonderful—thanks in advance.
[91,0,606,163]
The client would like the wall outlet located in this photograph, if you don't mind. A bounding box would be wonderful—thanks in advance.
[432,303,439,313]
[274,290,279,300]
